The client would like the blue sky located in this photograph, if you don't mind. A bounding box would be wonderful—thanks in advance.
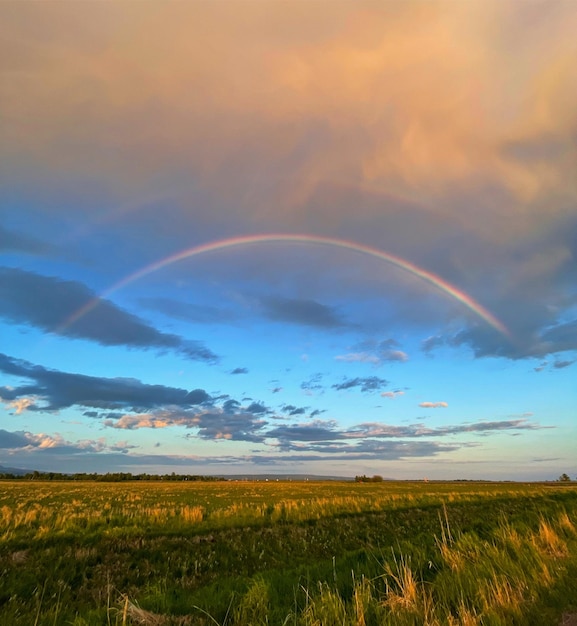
[1,0,576,479]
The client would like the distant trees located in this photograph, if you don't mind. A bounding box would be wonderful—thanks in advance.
[558,473,572,482]
[355,474,384,483]
[0,471,226,482]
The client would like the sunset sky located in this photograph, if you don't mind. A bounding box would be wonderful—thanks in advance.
[1,1,576,479]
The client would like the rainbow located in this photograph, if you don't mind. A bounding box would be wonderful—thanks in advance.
[59,234,510,337]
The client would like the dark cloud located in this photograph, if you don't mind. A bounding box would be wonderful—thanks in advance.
[265,438,461,460]
[0,268,218,362]
[246,402,268,414]
[553,359,575,369]
[260,295,346,328]
[184,389,211,404]
[540,320,577,354]
[426,315,577,362]
[222,399,241,413]
[192,411,267,442]
[332,376,388,393]
[281,404,307,416]
[230,367,249,375]
[0,429,30,449]
[0,352,212,411]
[96,408,545,447]
[106,409,267,443]
[267,418,546,451]
[267,422,341,444]
[0,226,52,255]
[139,296,238,325]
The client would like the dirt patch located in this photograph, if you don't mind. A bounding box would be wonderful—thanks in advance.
[560,613,577,626]
[10,550,29,564]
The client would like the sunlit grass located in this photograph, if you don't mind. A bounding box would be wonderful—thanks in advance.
[0,480,576,624]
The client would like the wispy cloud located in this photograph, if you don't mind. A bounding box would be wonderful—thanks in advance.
[335,353,380,364]
[336,339,408,365]
[300,374,325,394]
[266,417,546,455]
[332,376,389,393]
[381,391,405,399]
[419,401,448,408]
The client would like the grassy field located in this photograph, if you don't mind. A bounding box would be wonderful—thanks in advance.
[0,480,576,625]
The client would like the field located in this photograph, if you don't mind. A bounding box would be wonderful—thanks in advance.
[0,480,576,625]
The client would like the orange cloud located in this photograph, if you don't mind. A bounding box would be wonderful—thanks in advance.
[2,1,576,236]
[419,401,448,408]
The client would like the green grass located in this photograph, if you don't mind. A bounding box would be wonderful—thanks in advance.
[0,480,576,624]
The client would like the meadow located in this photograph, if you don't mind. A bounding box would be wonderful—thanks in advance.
[0,479,576,625]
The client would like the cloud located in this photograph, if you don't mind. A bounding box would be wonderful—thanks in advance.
[281,404,307,416]
[0,442,456,473]
[265,417,546,458]
[419,401,448,408]
[139,297,238,325]
[422,336,446,353]
[191,411,267,442]
[0,268,218,362]
[541,320,577,352]
[245,402,269,415]
[0,226,52,255]
[0,428,137,455]
[105,408,267,443]
[336,339,408,364]
[332,376,388,393]
[230,367,249,375]
[266,420,341,444]
[268,417,547,449]
[553,359,575,369]
[259,296,347,328]
[0,429,31,449]
[222,399,241,413]
[0,352,212,412]
[381,390,405,399]
[382,350,409,362]
[300,373,325,392]
[335,353,380,364]
[2,1,577,365]
[265,440,462,461]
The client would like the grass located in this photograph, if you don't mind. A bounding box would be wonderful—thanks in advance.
[0,480,576,624]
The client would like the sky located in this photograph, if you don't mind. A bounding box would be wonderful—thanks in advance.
[1,1,576,480]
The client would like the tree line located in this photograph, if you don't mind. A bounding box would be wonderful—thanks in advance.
[0,470,226,482]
